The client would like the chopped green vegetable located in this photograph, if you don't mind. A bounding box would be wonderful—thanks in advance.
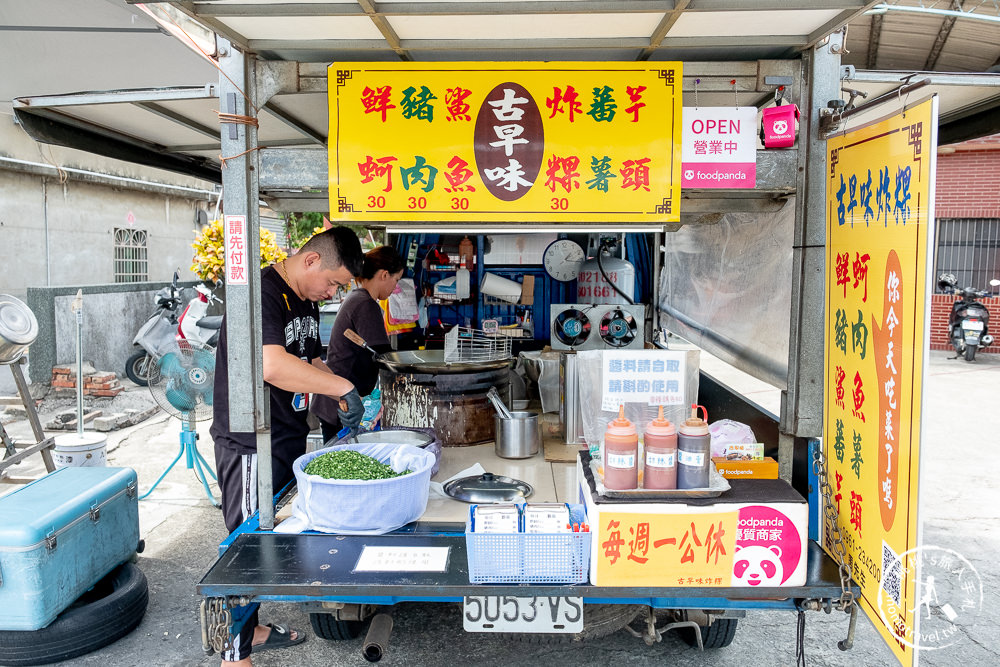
[305,450,411,480]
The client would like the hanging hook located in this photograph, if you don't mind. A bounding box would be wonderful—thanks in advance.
[775,85,785,106]
[731,79,738,107]
[694,78,700,109]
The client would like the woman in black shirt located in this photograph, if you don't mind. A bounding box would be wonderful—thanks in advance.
[312,246,404,442]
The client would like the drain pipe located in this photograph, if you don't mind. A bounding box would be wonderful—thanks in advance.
[362,611,394,662]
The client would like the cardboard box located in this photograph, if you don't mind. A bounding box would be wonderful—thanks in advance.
[713,456,779,480]
[577,455,806,587]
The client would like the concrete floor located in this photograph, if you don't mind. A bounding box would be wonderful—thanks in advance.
[1,349,997,666]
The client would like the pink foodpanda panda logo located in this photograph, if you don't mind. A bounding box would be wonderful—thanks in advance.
[732,505,801,586]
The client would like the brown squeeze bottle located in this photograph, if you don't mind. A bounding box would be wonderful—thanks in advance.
[603,405,638,490]
[677,404,711,489]
[643,405,678,489]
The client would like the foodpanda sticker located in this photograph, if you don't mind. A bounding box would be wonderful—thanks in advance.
[732,505,802,586]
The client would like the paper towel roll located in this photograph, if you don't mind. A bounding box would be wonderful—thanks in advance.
[480,273,521,303]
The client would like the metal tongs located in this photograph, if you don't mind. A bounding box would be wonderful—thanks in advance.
[486,386,513,420]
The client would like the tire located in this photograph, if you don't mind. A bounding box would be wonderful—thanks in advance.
[682,617,738,649]
[125,349,152,386]
[965,343,978,361]
[0,562,149,666]
[310,612,365,641]
[500,604,644,644]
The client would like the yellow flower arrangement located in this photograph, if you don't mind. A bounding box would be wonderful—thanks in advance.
[191,219,287,283]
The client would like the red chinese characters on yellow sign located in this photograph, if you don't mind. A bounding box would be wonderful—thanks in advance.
[329,62,682,223]
[595,511,738,586]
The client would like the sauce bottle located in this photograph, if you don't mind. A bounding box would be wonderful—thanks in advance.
[643,406,677,490]
[603,405,638,490]
[677,404,711,489]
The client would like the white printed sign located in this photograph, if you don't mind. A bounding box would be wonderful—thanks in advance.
[600,350,687,411]
[354,546,450,572]
[223,214,248,285]
[681,106,757,188]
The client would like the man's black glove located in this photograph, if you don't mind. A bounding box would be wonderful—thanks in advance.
[337,388,364,431]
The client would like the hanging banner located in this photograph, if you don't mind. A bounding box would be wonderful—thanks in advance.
[681,106,757,188]
[823,97,937,667]
[328,62,682,223]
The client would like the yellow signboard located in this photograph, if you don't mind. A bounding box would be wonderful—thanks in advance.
[595,511,738,586]
[328,62,682,223]
[824,97,937,666]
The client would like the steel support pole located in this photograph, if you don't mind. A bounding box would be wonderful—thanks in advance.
[218,39,273,528]
[780,32,844,481]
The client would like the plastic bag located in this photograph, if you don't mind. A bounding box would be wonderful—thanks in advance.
[281,441,435,535]
[387,278,419,324]
[709,419,757,458]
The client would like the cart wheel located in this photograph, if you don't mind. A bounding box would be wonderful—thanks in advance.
[682,617,738,649]
[0,562,148,666]
[310,612,365,641]
[501,604,644,644]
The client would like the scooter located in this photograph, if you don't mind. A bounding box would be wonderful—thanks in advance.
[177,282,223,346]
[938,273,1000,362]
[126,272,183,386]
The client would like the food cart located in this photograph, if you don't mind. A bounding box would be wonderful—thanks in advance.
[18,3,987,664]
[196,43,867,662]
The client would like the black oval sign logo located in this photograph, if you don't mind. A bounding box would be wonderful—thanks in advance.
[473,82,544,202]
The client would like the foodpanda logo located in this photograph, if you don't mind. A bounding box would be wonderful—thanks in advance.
[772,119,789,135]
[684,169,695,180]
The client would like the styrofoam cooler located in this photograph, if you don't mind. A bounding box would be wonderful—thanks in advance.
[0,467,141,630]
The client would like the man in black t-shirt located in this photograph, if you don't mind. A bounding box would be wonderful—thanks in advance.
[211,226,363,667]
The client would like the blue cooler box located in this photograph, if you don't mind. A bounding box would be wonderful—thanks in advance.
[0,467,140,630]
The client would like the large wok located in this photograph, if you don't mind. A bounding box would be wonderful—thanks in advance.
[377,349,513,374]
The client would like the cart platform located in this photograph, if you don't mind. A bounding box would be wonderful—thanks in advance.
[197,525,850,611]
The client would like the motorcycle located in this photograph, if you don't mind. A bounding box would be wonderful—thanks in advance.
[177,282,223,346]
[125,272,183,386]
[937,273,1000,362]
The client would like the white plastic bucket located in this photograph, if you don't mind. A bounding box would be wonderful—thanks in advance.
[52,433,108,468]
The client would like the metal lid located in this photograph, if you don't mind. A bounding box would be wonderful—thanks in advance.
[0,294,39,346]
[443,472,533,503]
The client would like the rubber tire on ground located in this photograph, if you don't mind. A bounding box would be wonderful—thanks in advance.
[500,604,644,644]
[682,617,738,649]
[0,562,149,666]
[310,612,365,641]
[965,343,978,362]
[125,349,151,386]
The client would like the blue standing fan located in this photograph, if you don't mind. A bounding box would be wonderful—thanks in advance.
[141,340,219,506]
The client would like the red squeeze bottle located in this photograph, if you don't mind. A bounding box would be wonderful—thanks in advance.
[603,405,638,490]
[643,406,678,490]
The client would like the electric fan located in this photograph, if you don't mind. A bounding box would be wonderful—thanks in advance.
[140,340,219,506]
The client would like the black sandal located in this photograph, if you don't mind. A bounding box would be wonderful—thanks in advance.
[253,623,307,653]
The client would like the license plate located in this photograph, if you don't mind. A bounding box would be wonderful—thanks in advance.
[963,320,984,331]
[463,596,583,633]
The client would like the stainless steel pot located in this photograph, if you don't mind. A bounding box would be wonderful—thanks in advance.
[494,411,541,459]
[0,295,39,365]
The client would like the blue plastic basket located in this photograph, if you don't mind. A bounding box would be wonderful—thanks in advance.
[465,504,591,584]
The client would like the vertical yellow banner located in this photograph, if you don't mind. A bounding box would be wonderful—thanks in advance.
[824,98,937,666]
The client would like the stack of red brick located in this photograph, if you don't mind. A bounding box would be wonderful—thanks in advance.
[51,368,124,397]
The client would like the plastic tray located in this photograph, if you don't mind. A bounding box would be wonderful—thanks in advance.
[465,504,591,584]
[587,453,731,499]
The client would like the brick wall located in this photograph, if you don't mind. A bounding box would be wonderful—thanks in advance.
[929,294,1000,354]
[935,141,1000,219]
